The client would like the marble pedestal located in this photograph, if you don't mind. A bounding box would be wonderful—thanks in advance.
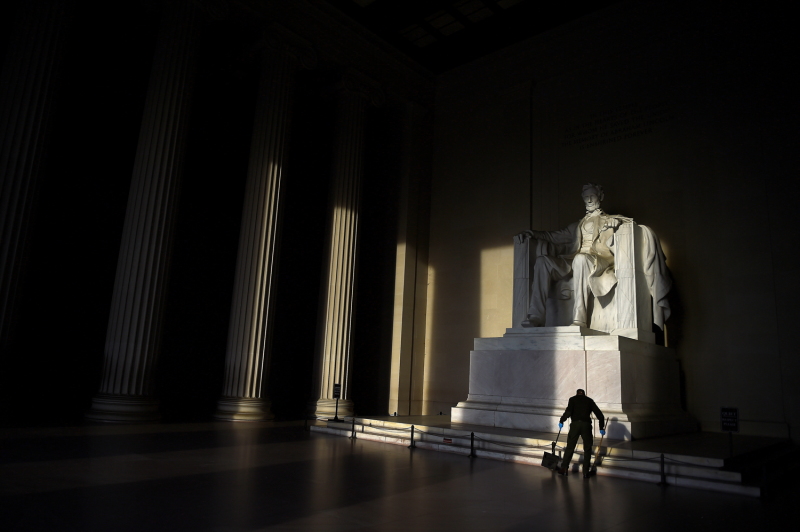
[451,326,695,440]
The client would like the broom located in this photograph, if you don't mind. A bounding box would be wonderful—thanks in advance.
[590,424,606,474]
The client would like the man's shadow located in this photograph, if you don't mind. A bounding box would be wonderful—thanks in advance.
[593,417,629,468]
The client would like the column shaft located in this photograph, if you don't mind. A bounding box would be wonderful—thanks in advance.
[214,47,298,421]
[311,89,369,418]
[86,0,201,422]
[0,0,69,346]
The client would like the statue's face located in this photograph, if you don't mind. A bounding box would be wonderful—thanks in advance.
[582,188,601,212]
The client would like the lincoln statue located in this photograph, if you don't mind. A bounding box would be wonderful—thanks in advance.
[514,183,670,329]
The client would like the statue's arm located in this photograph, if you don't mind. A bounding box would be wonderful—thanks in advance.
[514,223,576,245]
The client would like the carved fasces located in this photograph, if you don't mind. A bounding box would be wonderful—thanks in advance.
[512,236,531,328]
[612,222,638,330]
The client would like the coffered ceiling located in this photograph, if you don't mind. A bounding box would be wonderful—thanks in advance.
[322,0,619,73]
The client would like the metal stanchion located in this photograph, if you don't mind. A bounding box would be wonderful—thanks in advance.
[409,425,416,448]
[468,432,475,458]
[333,383,341,422]
[350,417,356,440]
[657,454,667,486]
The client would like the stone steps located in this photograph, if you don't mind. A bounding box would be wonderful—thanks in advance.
[311,419,761,497]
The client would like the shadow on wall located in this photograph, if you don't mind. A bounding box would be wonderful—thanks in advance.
[607,416,631,441]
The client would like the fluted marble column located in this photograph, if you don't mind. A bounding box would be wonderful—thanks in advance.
[86,0,201,422]
[310,71,383,418]
[215,27,316,422]
[0,1,69,347]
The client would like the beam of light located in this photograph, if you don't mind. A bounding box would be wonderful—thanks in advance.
[479,244,514,337]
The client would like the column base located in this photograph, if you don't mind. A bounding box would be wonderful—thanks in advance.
[214,397,274,422]
[309,398,354,420]
[85,394,161,423]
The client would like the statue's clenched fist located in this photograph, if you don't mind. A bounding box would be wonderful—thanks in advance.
[513,230,534,245]
[601,218,621,232]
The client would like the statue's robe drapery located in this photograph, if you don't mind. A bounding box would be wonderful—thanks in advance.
[530,212,671,329]
[639,224,671,328]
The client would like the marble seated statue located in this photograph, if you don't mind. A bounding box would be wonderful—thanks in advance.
[513,183,672,342]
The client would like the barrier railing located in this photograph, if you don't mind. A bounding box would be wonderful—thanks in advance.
[313,417,717,486]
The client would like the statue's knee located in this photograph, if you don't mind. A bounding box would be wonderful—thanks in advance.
[573,254,593,271]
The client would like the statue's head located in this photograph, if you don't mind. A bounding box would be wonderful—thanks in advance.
[581,183,604,213]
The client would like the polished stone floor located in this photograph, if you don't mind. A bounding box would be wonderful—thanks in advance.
[0,422,795,531]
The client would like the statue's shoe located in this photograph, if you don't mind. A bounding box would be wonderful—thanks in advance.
[571,320,588,327]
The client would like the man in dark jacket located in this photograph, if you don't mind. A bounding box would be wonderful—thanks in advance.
[557,389,605,478]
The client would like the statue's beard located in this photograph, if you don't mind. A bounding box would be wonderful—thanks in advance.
[586,204,599,212]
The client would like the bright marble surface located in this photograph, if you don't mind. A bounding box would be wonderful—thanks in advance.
[456,330,695,440]
[469,349,585,400]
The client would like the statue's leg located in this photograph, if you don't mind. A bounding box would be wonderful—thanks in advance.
[526,256,569,327]
[571,254,595,327]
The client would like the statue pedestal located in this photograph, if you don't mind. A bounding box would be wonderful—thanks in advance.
[451,326,695,440]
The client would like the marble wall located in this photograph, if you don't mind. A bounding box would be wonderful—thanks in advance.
[424,1,798,440]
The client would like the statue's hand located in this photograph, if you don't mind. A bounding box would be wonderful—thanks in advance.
[602,218,621,232]
[513,230,535,245]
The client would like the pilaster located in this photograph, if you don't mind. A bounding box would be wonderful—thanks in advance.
[388,102,431,416]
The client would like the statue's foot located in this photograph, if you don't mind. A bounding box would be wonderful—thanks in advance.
[522,315,545,327]
[571,320,588,327]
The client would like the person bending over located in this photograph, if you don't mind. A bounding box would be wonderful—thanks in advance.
[557,389,605,478]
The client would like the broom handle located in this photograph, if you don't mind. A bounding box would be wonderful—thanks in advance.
[552,424,563,453]
[592,427,604,465]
